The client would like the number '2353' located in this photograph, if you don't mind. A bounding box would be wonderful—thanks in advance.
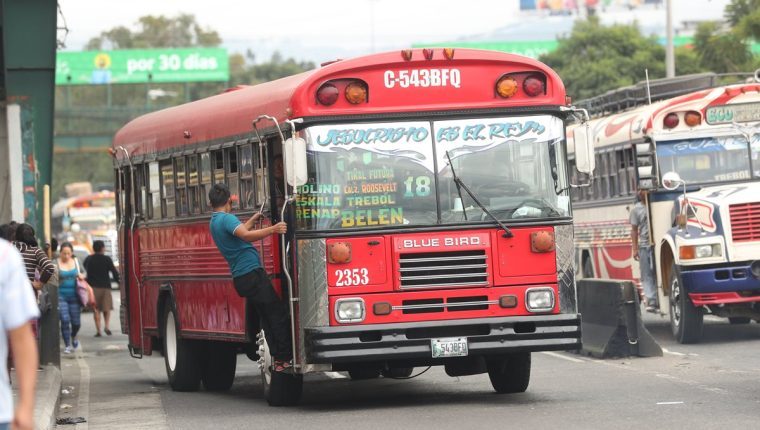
[335,268,369,286]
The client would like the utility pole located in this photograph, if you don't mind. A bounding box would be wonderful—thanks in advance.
[665,0,675,78]
[369,0,378,53]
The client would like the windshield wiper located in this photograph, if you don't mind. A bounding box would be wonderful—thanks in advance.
[446,151,513,238]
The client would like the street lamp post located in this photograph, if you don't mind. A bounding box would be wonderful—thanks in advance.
[666,0,675,78]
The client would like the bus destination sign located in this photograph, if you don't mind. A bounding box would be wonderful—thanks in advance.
[705,102,760,125]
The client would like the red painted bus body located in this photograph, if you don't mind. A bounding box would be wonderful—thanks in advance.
[113,48,583,403]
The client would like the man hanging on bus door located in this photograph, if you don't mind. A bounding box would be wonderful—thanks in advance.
[631,189,657,312]
[208,183,293,371]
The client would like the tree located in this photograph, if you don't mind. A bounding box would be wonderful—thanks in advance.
[725,0,760,40]
[85,14,221,50]
[229,51,315,86]
[539,18,669,100]
[693,21,753,73]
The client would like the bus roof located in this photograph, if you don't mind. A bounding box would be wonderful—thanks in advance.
[569,82,760,152]
[113,48,565,159]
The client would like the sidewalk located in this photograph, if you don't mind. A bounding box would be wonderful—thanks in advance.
[11,364,62,430]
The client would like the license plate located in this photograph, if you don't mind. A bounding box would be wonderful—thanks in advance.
[431,337,468,358]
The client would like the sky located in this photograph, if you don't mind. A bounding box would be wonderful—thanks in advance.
[57,0,731,64]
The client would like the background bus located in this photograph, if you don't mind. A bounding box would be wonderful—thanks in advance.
[52,189,119,266]
[568,75,760,344]
[113,48,592,405]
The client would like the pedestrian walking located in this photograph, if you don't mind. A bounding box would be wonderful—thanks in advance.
[12,223,55,295]
[1,238,40,430]
[207,183,293,371]
[631,189,657,312]
[83,240,119,337]
[55,242,84,354]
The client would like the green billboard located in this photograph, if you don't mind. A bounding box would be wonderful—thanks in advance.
[413,40,558,59]
[56,48,229,85]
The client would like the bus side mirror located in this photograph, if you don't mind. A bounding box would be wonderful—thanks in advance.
[573,123,595,174]
[284,137,308,187]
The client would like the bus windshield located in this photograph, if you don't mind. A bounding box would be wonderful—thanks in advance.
[656,135,760,185]
[296,115,569,231]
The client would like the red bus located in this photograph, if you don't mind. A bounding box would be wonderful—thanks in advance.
[112,48,592,405]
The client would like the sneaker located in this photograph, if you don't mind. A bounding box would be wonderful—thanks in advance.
[72,339,79,349]
[105,329,112,336]
[272,359,293,373]
[94,332,101,337]
[646,305,658,313]
[63,346,72,354]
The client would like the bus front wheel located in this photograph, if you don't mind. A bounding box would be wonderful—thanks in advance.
[487,352,531,394]
[669,266,703,344]
[258,331,302,406]
[162,302,202,391]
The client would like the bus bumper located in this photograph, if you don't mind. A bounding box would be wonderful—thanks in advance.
[682,261,760,305]
[304,314,581,364]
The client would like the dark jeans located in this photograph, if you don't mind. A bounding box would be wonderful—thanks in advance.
[233,268,292,361]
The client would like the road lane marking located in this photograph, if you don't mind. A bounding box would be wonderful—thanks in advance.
[662,348,686,356]
[540,351,587,363]
[657,401,684,405]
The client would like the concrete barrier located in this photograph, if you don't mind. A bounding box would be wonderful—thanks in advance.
[577,279,662,358]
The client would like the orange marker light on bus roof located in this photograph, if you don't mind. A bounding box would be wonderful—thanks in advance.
[684,111,701,127]
[443,48,455,60]
[401,49,413,61]
[317,83,339,106]
[345,81,368,104]
[496,76,519,98]
[423,49,434,60]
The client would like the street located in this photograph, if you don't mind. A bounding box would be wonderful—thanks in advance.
[55,291,760,429]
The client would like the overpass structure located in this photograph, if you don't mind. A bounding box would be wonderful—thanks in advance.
[0,0,57,232]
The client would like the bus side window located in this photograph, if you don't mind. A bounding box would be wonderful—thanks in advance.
[255,142,268,210]
[200,152,212,212]
[133,164,145,219]
[148,162,161,220]
[160,160,176,218]
[226,147,240,210]
[175,156,188,217]
[213,151,225,184]
[239,144,255,209]
[188,154,200,214]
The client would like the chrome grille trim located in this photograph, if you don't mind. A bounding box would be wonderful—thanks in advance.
[400,264,487,272]
[392,300,498,311]
[399,281,490,289]
[398,249,489,290]
[399,255,487,263]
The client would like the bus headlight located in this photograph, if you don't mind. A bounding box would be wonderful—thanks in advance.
[679,244,721,260]
[525,288,555,313]
[335,298,365,323]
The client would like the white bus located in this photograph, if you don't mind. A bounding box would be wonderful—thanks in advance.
[568,75,760,343]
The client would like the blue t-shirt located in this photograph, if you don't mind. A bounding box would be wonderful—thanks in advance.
[58,267,78,299]
[209,212,261,278]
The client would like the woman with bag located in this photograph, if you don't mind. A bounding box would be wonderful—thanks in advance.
[56,243,85,354]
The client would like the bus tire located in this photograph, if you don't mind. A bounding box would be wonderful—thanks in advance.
[668,266,703,344]
[201,341,237,391]
[259,331,302,406]
[348,368,381,380]
[382,367,414,378]
[728,317,751,325]
[487,352,531,394]
[162,302,202,392]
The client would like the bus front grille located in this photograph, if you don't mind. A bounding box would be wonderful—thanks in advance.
[730,202,760,243]
[398,250,488,289]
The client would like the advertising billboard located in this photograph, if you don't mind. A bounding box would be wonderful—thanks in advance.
[56,48,229,85]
